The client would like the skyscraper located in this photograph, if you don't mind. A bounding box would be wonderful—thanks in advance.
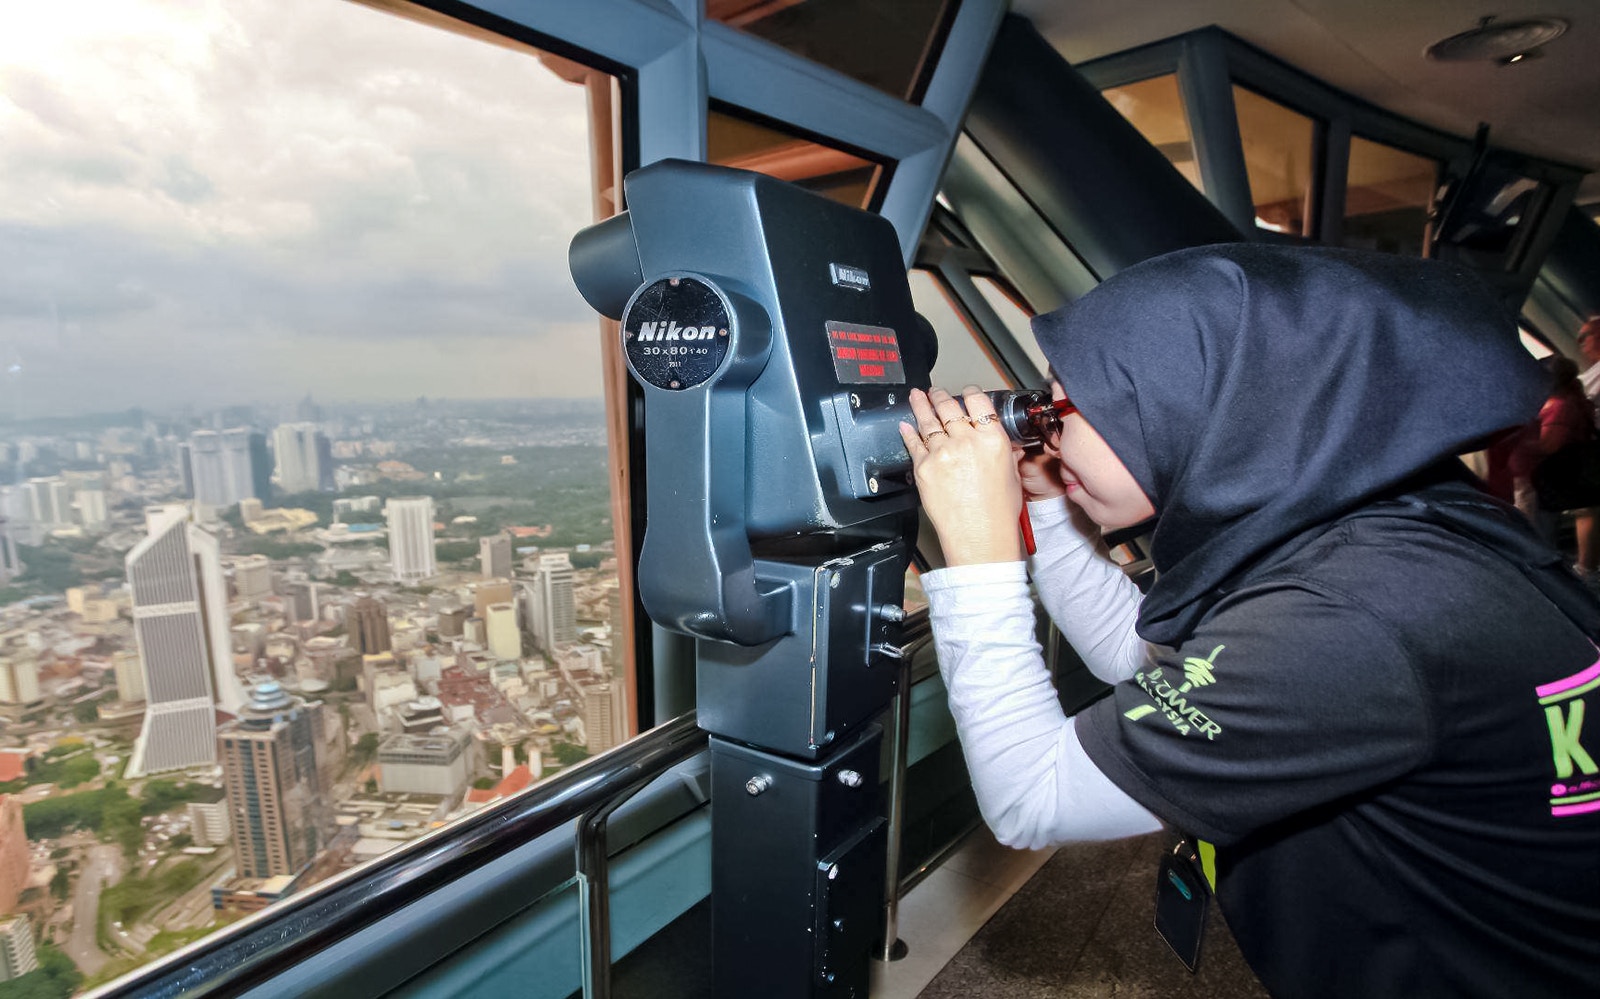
[351,596,391,656]
[0,797,29,914]
[485,602,522,661]
[271,422,326,496]
[126,506,249,777]
[218,681,327,879]
[0,517,15,586]
[24,477,69,528]
[74,488,109,531]
[582,682,626,754]
[533,553,577,655]
[479,532,512,579]
[188,428,264,508]
[385,497,436,584]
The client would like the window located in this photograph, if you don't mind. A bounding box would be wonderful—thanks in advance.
[1344,136,1438,257]
[909,271,1008,392]
[708,107,885,209]
[707,0,955,102]
[973,276,1047,383]
[1232,85,1318,236]
[1101,75,1202,192]
[0,0,622,985]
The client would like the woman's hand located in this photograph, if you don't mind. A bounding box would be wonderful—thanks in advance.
[1017,446,1066,503]
[899,385,1024,566]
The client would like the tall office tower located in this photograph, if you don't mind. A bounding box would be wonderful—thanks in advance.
[125,506,249,777]
[385,497,436,583]
[582,682,626,754]
[485,602,522,661]
[285,581,320,623]
[0,661,39,706]
[0,517,15,586]
[113,650,145,703]
[479,533,512,579]
[189,429,263,507]
[74,488,109,531]
[533,553,577,655]
[231,554,274,602]
[351,596,391,656]
[24,477,69,527]
[0,797,29,913]
[248,431,272,501]
[218,680,327,879]
[315,433,335,491]
[178,442,194,497]
[0,916,36,982]
[271,422,324,495]
[296,393,322,423]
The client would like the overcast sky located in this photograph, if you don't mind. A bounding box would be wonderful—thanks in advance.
[0,0,602,419]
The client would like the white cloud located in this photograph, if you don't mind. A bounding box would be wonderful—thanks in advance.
[0,0,604,417]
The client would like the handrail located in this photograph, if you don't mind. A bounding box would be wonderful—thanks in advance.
[87,711,708,999]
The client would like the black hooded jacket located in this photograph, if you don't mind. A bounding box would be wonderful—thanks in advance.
[1031,245,1599,998]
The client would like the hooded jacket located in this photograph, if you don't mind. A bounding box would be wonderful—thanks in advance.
[1032,243,1548,645]
[1030,245,1598,998]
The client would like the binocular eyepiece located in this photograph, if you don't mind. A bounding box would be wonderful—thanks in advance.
[984,389,1062,448]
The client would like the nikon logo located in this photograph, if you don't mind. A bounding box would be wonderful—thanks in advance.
[636,321,718,342]
[830,262,871,291]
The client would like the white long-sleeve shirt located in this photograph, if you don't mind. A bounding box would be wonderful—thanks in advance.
[923,496,1163,849]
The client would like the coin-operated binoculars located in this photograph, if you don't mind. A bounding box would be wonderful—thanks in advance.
[570,159,934,998]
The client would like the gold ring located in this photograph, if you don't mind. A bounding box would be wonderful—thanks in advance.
[925,429,948,439]
[974,413,997,426]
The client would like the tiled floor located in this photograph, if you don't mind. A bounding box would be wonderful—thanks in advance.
[872,828,1269,999]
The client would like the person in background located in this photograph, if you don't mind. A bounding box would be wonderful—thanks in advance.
[1531,354,1597,560]
[1570,316,1600,578]
[901,244,1598,999]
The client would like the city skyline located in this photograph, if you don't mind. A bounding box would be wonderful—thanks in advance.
[0,0,604,420]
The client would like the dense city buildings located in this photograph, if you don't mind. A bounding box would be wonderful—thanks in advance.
[219,681,329,879]
[384,497,437,583]
[0,396,619,985]
[126,506,250,776]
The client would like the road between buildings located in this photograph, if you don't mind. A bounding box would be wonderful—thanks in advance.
[63,843,123,976]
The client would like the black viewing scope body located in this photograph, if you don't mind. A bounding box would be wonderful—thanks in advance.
[986,388,1059,449]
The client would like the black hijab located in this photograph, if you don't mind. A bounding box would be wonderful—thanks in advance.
[1031,243,1548,645]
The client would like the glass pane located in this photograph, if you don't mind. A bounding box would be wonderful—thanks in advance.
[0,0,619,987]
[1232,85,1318,236]
[1344,136,1438,257]
[908,271,1007,392]
[707,0,955,102]
[708,108,883,209]
[1101,75,1202,193]
[972,276,1047,384]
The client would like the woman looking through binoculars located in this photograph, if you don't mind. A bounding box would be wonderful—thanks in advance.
[898,243,1598,999]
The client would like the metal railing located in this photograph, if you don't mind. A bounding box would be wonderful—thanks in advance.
[88,712,708,999]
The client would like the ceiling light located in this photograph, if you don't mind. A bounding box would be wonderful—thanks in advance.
[1425,16,1568,63]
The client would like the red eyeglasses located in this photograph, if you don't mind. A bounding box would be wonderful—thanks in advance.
[1024,396,1079,449]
